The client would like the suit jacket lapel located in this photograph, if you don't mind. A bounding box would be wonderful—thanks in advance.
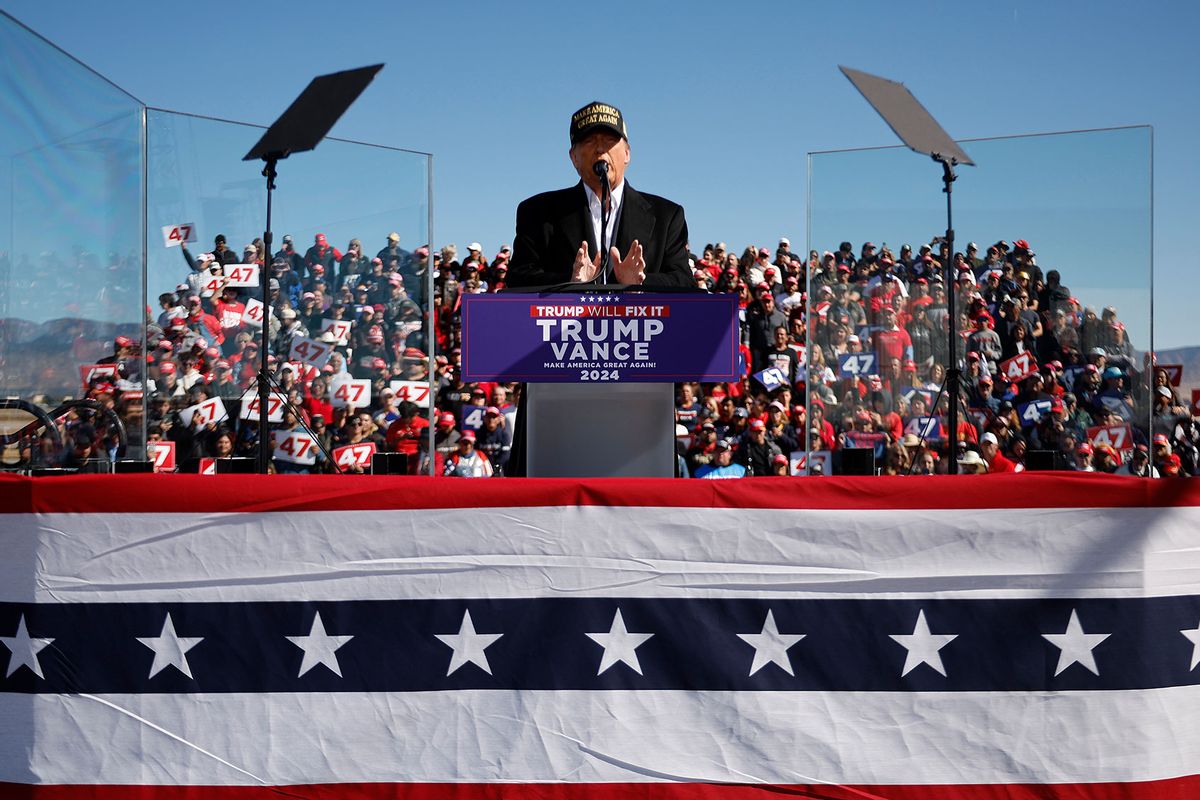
[556,182,596,257]
[615,183,655,259]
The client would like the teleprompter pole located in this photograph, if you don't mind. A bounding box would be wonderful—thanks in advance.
[257,156,278,474]
[935,155,959,475]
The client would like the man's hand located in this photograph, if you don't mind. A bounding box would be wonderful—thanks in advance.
[571,241,600,283]
[611,240,646,285]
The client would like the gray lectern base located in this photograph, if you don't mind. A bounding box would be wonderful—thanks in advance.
[526,383,675,477]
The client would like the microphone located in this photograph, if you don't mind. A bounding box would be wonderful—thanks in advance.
[593,160,609,179]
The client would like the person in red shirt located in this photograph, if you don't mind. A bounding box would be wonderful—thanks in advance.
[871,307,913,366]
[980,431,1017,473]
[384,403,430,474]
[186,297,224,346]
[303,376,334,423]
[213,287,245,355]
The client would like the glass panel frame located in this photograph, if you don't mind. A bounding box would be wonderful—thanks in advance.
[0,10,146,470]
[145,108,434,475]
[806,126,1154,476]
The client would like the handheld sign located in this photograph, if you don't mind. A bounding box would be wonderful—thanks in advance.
[239,389,286,423]
[78,364,118,391]
[198,457,217,475]
[287,361,319,385]
[999,351,1038,383]
[199,272,225,298]
[389,380,431,408]
[967,408,991,430]
[243,298,267,329]
[289,335,332,369]
[161,223,197,248]
[905,415,943,440]
[459,292,740,382]
[330,377,371,408]
[1192,389,1200,416]
[807,449,833,476]
[273,431,318,465]
[1087,423,1134,458]
[901,388,934,408]
[224,264,260,288]
[179,397,228,428]
[149,441,176,472]
[1158,364,1184,386]
[838,352,877,378]
[333,441,376,470]
[220,305,244,329]
[752,366,788,392]
[1016,399,1053,427]
[789,450,806,476]
[844,431,888,459]
[321,319,352,345]
[459,405,487,433]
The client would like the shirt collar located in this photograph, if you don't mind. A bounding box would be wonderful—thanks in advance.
[583,179,625,213]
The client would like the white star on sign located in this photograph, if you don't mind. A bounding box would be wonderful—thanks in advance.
[1180,620,1200,670]
[586,608,654,675]
[737,610,805,676]
[435,610,503,676]
[1043,609,1110,676]
[286,611,353,678]
[890,609,957,677]
[137,613,203,679]
[1,615,54,679]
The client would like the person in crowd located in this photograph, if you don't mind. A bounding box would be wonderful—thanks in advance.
[694,440,746,479]
[443,430,493,477]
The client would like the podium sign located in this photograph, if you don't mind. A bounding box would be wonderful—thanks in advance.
[460,292,739,382]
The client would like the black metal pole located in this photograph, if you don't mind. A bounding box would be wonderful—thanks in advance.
[599,177,610,283]
[257,156,278,474]
[935,155,959,475]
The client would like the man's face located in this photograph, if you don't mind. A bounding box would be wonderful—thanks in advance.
[570,130,630,194]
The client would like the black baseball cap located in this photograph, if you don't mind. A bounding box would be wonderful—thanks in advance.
[570,101,627,145]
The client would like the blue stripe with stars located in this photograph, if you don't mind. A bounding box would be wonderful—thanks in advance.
[3,596,1200,694]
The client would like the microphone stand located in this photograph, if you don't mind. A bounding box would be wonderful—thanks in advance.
[595,161,611,283]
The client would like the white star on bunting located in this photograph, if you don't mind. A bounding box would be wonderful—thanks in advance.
[586,608,654,675]
[1043,609,1110,676]
[137,613,203,679]
[737,610,805,676]
[1179,620,1200,670]
[435,610,503,676]
[286,611,353,678]
[1,615,54,679]
[890,609,957,677]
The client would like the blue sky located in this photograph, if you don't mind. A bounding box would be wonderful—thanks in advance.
[4,0,1198,347]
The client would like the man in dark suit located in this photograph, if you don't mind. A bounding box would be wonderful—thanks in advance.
[507,101,692,288]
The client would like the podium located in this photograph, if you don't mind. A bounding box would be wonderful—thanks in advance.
[460,291,740,477]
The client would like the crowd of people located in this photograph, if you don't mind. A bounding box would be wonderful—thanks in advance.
[31,229,1199,478]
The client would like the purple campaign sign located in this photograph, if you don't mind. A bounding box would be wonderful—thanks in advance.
[460,292,740,382]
